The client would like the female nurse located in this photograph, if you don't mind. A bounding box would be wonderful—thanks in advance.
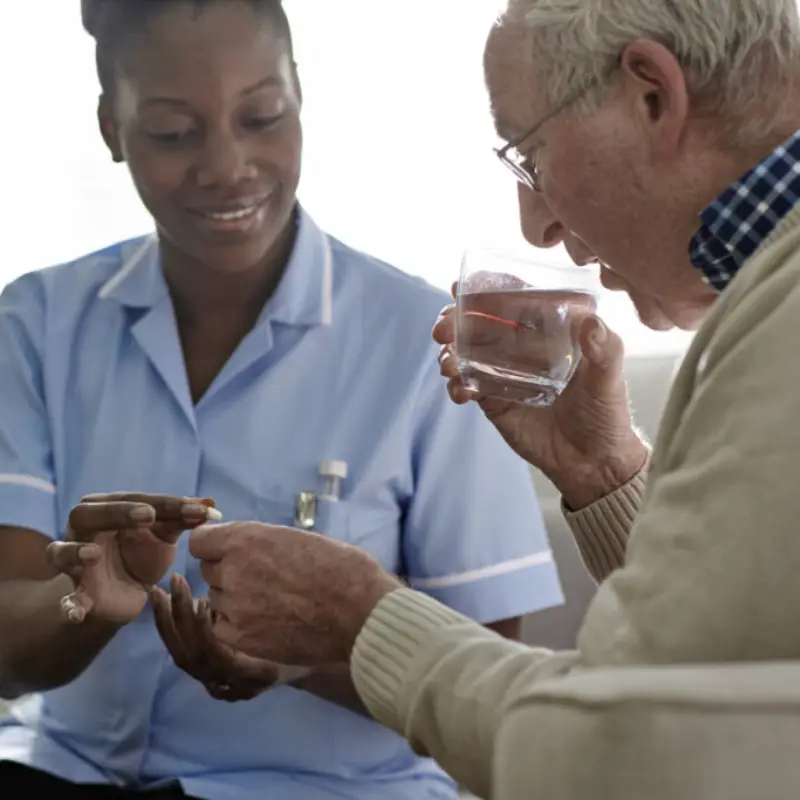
[0,2,562,798]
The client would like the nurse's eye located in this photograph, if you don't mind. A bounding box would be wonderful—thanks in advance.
[148,129,197,145]
[243,114,283,132]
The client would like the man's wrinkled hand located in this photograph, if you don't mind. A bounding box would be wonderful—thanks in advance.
[433,283,647,509]
[151,574,311,702]
[188,522,403,666]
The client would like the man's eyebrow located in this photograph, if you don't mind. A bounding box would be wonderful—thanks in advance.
[493,112,524,143]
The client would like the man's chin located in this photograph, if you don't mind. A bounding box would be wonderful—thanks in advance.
[635,299,710,332]
[637,309,676,332]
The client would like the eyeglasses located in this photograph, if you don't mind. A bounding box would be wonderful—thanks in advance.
[494,98,573,193]
[495,126,542,192]
[494,60,619,193]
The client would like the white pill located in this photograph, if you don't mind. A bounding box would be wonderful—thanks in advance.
[205,507,223,522]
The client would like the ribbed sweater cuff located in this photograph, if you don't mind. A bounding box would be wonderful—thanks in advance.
[563,463,649,582]
[350,588,468,730]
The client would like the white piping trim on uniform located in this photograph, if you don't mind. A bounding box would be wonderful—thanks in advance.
[98,235,156,299]
[410,550,554,590]
[0,474,57,494]
[321,235,333,326]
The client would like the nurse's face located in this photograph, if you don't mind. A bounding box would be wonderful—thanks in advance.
[99,1,302,275]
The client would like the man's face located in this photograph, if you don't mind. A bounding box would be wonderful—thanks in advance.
[485,23,718,331]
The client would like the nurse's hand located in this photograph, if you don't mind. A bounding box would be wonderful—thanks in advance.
[47,494,218,626]
[151,574,311,702]
[189,522,401,666]
[432,287,648,510]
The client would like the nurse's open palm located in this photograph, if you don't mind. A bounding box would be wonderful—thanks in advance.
[151,574,312,702]
[47,494,218,626]
[433,286,647,509]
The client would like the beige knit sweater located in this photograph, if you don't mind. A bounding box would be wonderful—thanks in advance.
[350,207,800,799]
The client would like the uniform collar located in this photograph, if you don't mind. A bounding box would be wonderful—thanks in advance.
[98,206,333,328]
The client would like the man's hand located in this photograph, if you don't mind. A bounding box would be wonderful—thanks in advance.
[434,284,648,509]
[189,522,403,665]
[151,573,311,701]
[48,494,218,626]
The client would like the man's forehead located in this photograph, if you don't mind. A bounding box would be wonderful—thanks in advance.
[483,20,542,140]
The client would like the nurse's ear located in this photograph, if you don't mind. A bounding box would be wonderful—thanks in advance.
[292,61,303,108]
[97,94,124,164]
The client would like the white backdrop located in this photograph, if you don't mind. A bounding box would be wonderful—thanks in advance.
[2,0,694,355]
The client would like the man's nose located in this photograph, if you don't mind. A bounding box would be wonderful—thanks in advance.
[600,265,627,290]
[517,184,566,248]
[195,130,257,188]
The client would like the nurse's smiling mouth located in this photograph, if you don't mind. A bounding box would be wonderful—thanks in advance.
[185,192,274,236]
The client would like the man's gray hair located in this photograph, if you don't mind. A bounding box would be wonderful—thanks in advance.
[504,0,800,142]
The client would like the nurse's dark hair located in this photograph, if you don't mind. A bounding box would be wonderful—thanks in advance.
[81,0,294,97]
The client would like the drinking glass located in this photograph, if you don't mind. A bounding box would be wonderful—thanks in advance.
[456,249,601,406]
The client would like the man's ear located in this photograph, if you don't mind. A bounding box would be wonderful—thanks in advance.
[97,95,124,164]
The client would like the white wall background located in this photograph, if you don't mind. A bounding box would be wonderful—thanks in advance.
[3,0,693,357]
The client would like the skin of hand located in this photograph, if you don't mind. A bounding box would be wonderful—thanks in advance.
[433,282,648,509]
[151,573,312,702]
[49,493,219,625]
[189,521,402,666]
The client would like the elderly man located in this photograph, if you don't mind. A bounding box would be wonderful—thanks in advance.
[59,0,800,798]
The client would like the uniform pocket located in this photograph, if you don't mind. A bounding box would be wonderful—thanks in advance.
[256,491,353,541]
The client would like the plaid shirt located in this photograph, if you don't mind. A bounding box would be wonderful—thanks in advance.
[690,130,800,291]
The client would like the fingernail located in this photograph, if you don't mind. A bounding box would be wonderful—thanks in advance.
[590,318,607,347]
[78,544,101,562]
[129,505,155,522]
[182,503,211,519]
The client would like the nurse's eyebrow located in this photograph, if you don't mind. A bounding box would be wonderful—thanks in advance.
[140,76,281,109]
[241,75,281,95]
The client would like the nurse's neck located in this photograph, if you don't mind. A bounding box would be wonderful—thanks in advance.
[160,221,297,328]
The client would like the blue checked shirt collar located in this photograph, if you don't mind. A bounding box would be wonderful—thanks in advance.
[690,130,800,291]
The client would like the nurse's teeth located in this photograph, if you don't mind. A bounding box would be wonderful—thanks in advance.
[205,207,257,221]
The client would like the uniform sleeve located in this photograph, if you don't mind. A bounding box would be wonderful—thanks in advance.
[0,275,58,539]
[402,357,563,622]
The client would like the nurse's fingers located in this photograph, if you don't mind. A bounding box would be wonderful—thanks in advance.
[47,541,101,575]
[80,494,221,525]
[151,586,193,670]
[68,502,155,541]
[60,587,94,625]
[69,498,221,545]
